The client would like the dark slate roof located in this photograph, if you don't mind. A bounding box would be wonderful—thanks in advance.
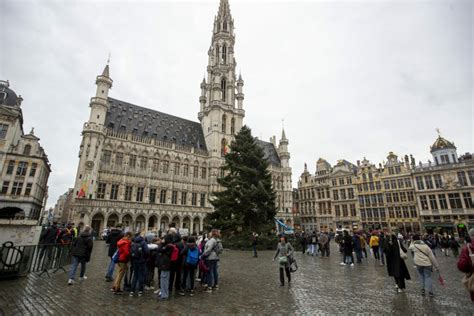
[0,81,19,107]
[256,139,281,166]
[105,98,207,151]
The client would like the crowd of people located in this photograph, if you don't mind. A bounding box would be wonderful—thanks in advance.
[71,223,224,301]
[274,228,474,301]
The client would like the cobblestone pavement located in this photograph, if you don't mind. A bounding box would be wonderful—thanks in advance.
[0,241,472,315]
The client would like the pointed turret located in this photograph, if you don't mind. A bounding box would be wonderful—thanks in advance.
[101,64,110,77]
[278,128,290,168]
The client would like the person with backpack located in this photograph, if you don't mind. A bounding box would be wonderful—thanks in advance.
[145,237,160,290]
[273,235,294,286]
[167,228,184,295]
[409,234,439,297]
[105,223,124,282]
[180,236,199,296]
[156,234,174,300]
[203,229,223,293]
[112,231,132,295]
[129,234,149,297]
[67,225,93,285]
[457,228,474,301]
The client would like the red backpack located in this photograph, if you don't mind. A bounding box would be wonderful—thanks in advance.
[169,244,179,262]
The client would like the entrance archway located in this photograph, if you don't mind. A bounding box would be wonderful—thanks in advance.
[171,216,180,228]
[122,214,133,232]
[193,217,201,234]
[91,213,105,237]
[148,215,158,231]
[107,213,119,228]
[182,216,192,233]
[135,215,146,233]
[160,215,170,231]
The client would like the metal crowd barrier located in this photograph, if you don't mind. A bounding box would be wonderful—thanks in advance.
[0,242,73,279]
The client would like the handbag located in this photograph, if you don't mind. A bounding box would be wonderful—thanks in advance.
[278,256,288,265]
[398,240,407,260]
[289,256,298,273]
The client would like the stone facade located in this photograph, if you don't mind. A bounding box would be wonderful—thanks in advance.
[0,80,51,245]
[296,135,473,237]
[69,0,293,234]
[413,136,474,237]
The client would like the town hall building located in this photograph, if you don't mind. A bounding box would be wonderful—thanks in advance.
[70,0,293,234]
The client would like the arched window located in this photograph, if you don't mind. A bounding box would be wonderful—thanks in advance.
[221,138,227,157]
[222,114,227,133]
[23,144,31,155]
[221,78,226,101]
[223,22,227,31]
[215,46,219,59]
[222,45,227,63]
[230,118,235,134]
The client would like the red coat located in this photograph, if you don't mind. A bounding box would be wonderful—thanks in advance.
[457,241,474,301]
[116,238,131,263]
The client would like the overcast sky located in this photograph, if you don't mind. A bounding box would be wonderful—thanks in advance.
[1,0,472,208]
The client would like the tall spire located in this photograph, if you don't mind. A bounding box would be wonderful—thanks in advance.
[218,0,231,19]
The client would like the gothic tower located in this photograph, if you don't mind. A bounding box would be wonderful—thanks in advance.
[73,63,112,205]
[198,0,245,158]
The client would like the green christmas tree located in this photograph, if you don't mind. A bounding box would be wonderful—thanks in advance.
[206,126,276,234]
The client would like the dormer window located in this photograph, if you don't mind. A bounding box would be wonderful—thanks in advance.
[23,144,31,155]
[0,92,6,104]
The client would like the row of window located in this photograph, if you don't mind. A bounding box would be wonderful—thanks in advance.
[383,177,413,190]
[356,181,382,192]
[300,188,331,200]
[334,204,357,217]
[101,153,208,179]
[95,183,207,207]
[331,177,353,186]
[360,208,386,220]
[419,192,473,211]
[385,191,415,203]
[358,194,385,207]
[415,171,474,190]
[387,206,417,219]
[5,160,38,177]
[1,181,33,196]
[332,188,355,200]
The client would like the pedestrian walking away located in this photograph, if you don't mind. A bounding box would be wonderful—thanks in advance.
[384,234,410,293]
[67,225,93,285]
[409,234,439,297]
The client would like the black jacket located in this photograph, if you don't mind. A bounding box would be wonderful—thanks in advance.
[156,244,172,271]
[106,229,124,257]
[71,232,93,261]
[384,236,410,280]
[40,225,59,245]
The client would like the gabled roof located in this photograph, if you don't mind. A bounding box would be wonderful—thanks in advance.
[256,139,281,166]
[105,98,207,151]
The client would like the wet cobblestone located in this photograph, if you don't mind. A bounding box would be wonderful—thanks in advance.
[0,241,472,315]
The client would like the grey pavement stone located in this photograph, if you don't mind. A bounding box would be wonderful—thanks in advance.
[0,241,472,315]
